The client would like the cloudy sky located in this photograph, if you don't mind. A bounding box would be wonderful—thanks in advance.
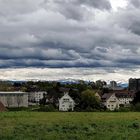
[0,0,140,82]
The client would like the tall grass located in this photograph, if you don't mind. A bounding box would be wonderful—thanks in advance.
[0,112,140,140]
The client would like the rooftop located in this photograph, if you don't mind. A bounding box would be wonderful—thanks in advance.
[0,91,27,94]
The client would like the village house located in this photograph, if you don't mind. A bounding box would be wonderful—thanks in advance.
[0,91,28,107]
[28,91,47,104]
[102,91,134,110]
[102,93,120,111]
[59,92,75,111]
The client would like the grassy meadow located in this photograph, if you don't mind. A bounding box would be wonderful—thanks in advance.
[0,112,140,140]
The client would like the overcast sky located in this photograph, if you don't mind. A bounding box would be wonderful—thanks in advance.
[0,0,140,82]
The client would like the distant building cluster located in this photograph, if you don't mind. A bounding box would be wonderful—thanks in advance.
[0,78,139,111]
[106,81,124,90]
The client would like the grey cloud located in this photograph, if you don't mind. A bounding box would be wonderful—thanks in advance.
[0,0,43,16]
[0,0,139,72]
[114,8,140,35]
[43,0,111,20]
[129,0,140,7]
[78,0,111,9]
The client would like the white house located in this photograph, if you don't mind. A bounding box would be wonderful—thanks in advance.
[101,93,120,111]
[28,91,47,104]
[59,93,75,111]
[102,92,134,110]
[0,91,28,107]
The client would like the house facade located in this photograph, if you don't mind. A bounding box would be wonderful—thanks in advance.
[102,92,134,110]
[0,91,28,107]
[28,91,47,104]
[59,93,75,111]
[116,93,134,107]
[102,93,120,111]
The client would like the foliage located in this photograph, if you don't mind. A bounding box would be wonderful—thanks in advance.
[39,93,47,105]
[79,89,101,111]
[132,103,140,111]
[7,107,29,111]
[132,91,140,105]
[117,106,131,112]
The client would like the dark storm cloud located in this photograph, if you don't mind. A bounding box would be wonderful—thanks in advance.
[0,0,140,70]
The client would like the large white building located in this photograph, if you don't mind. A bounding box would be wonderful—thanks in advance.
[0,91,28,107]
[59,93,75,111]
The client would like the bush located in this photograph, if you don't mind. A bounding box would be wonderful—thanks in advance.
[7,107,29,111]
[118,107,131,112]
[132,103,140,111]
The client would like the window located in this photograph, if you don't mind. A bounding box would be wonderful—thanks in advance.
[63,98,69,101]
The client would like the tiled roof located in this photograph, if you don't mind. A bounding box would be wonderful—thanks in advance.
[115,93,134,98]
[101,93,114,101]
[110,90,128,94]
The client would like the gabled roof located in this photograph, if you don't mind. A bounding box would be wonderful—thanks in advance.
[59,93,75,102]
[101,93,115,101]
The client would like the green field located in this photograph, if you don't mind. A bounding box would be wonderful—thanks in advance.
[0,112,140,140]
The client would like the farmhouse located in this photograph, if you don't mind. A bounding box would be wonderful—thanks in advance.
[102,92,134,110]
[0,91,28,107]
[102,93,120,111]
[59,92,75,111]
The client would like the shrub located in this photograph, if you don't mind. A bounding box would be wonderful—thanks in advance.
[118,107,131,112]
[7,107,29,111]
[132,103,140,111]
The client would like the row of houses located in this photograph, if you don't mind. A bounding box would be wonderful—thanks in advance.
[0,90,135,111]
[0,91,69,110]
[59,91,135,111]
